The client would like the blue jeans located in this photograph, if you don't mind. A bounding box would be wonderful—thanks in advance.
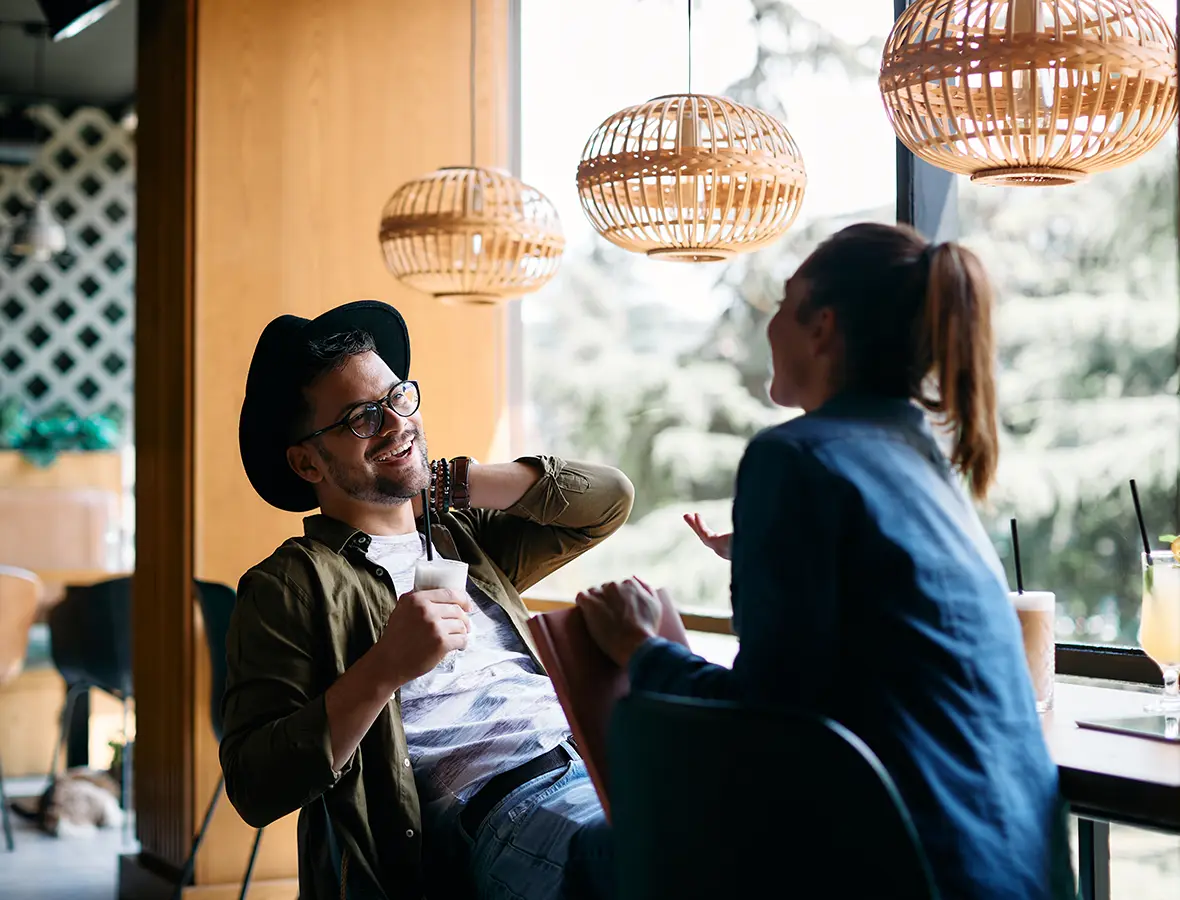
[455,751,614,900]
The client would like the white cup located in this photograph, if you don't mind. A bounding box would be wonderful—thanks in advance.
[1009,591,1055,713]
[414,558,472,637]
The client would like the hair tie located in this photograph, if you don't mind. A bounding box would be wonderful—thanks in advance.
[918,242,941,269]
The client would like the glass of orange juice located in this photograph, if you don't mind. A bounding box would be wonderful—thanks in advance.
[1140,549,1180,713]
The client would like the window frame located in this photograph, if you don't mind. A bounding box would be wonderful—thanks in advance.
[511,0,1179,686]
[895,0,1178,685]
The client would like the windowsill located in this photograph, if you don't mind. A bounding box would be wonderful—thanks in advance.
[523,595,738,665]
[524,595,733,636]
[1057,674,1160,695]
[523,603,1164,684]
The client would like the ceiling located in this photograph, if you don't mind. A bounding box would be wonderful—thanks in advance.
[0,0,136,108]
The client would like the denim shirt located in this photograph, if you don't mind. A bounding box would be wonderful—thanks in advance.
[631,394,1065,900]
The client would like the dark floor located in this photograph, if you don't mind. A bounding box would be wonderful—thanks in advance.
[2,764,1177,900]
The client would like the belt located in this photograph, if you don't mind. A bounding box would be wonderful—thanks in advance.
[460,740,577,837]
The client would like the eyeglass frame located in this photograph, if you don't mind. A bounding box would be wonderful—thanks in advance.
[291,379,421,445]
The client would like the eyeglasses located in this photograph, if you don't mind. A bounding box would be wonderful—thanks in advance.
[294,380,421,444]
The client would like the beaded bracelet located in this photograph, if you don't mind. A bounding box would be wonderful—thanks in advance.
[429,458,452,516]
[439,458,452,515]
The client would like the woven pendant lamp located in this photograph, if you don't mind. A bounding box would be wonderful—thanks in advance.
[575,3,806,262]
[880,0,1179,186]
[379,1,563,304]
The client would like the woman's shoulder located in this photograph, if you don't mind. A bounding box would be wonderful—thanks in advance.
[740,422,845,489]
[746,416,843,461]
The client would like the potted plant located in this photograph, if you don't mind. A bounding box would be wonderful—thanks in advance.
[0,398,122,467]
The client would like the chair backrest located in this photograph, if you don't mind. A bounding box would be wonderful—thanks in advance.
[0,486,118,571]
[195,580,236,742]
[0,565,42,687]
[47,576,133,698]
[608,692,938,900]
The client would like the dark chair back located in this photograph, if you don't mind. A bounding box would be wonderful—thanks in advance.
[47,576,133,699]
[608,692,938,900]
[194,580,236,742]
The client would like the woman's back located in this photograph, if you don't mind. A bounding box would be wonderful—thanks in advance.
[589,222,1072,899]
[727,396,1061,899]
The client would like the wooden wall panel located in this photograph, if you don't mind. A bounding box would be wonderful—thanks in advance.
[189,0,513,887]
[134,0,197,870]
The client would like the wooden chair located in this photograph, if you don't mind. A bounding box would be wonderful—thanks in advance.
[0,565,43,851]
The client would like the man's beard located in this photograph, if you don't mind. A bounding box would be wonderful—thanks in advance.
[317,433,429,505]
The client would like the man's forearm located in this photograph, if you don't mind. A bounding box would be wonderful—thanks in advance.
[324,645,406,772]
[467,461,540,511]
[411,460,541,518]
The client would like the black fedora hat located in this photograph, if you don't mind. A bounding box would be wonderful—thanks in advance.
[239,300,411,512]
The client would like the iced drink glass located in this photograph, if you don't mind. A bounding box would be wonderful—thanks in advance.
[1010,591,1055,714]
[414,558,472,638]
[1140,551,1180,713]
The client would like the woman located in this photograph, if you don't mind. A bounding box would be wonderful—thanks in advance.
[578,223,1069,899]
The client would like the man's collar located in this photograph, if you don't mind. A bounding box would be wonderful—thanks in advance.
[303,514,372,554]
[302,512,461,561]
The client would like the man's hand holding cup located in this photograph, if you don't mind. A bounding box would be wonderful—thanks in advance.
[376,577,472,684]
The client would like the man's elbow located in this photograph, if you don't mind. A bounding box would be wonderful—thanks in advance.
[230,796,279,830]
[220,746,290,829]
[598,466,635,532]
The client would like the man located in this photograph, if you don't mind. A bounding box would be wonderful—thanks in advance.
[221,300,631,900]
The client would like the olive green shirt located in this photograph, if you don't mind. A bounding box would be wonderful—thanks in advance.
[219,456,633,900]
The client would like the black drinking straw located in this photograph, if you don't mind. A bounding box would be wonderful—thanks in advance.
[1130,479,1153,566]
[421,489,434,561]
[1010,518,1025,594]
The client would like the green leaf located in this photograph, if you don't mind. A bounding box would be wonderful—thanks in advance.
[1160,534,1179,544]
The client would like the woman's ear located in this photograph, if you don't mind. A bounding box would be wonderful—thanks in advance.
[810,305,840,354]
[287,444,324,485]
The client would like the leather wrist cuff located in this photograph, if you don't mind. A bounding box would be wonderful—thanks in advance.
[450,456,472,511]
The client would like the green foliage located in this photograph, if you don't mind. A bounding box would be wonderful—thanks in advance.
[0,398,122,466]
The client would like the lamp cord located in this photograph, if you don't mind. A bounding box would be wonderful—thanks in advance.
[33,25,45,197]
[470,0,477,167]
[687,0,693,94]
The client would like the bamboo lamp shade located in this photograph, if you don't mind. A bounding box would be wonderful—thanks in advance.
[880,0,1179,187]
[576,94,807,262]
[379,167,565,305]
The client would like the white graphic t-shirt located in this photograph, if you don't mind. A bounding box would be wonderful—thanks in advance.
[365,532,571,807]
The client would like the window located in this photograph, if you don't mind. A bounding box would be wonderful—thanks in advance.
[953,0,1180,646]
[519,0,897,611]
[516,1,1177,888]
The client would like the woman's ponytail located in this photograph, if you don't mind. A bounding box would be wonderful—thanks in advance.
[922,243,999,501]
[793,222,1001,500]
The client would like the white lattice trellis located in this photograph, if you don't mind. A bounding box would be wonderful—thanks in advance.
[0,105,135,426]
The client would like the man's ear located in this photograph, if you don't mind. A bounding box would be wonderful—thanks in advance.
[287,443,324,485]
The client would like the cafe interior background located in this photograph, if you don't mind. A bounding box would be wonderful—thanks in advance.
[0,0,1177,897]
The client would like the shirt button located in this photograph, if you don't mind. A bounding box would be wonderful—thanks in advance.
[403,758,411,768]
[405,829,415,838]
[375,567,385,578]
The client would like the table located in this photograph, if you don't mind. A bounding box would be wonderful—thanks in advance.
[1043,681,1180,900]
